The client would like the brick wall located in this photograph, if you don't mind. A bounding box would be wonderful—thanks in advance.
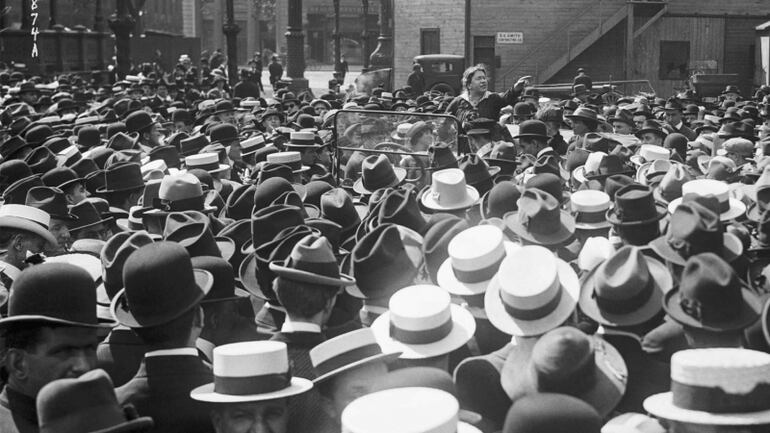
[393,0,466,89]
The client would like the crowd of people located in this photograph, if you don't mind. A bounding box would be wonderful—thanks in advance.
[0,53,769,433]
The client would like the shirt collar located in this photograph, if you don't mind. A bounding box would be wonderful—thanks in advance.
[145,348,199,358]
[0,261,21,280]
[536,147,554,158]
[280,318,321,334]
[675,121,683,130]
[196,338,216,361]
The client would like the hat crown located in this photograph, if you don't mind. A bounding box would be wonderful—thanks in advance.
[251,204,304,248]
[570,189,610,213]
[158,172,203,201]
[516,188,561,232]
[497,246,560,312]
[101,231,154,297]
[613,184,658,222]
[448,225,505,272]
[430,168,474,207]
[583,151,607,174]
[0,203,51,228]
[213,340,289,378]
[532,327,593,380]
[678,253,745,322]
[362,154,399,191]
[595,246,652,300]
[389,285,452,333]
[577,236,615,271]
[310,328,384,371]
[25,186,69,218]
[639,145,669,162]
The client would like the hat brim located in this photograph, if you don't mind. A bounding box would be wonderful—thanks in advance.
[269,260,357,287]
[190,377,313,403]
[606,203,667,226]
[352,168,408,196]
[91,417,155,433]
[578,256,673,327]
[644,392,770,425]
[237,252,267,300]
[662,284,761,332]
[649,231,743,267]
[215,237,236,262]
[667,197,746,222]
[312,352,402,384]
[504,210,575,246]
[70,216,114,234]
[110,269,213,328]
[484,257,579,336]
[0,314,113,329]
[370,304,476,359]
[420,185,480,212]
[436,241,520,296]
[0,216,58,246]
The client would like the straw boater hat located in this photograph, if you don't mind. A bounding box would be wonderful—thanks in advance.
[484,245,579,336]
[341,387,481,433]
[644,348,770,425]
[667,179,746,222]
[310,328,401,383]
[266,151,309,173]
[570,189,611,230]
[185,152,230,175]
[191,341,313,403]
[370,284,476,359]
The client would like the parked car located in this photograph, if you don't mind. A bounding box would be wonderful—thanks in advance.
[413,54,465,96]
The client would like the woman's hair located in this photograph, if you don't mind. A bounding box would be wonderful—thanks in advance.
[462,64,487,91]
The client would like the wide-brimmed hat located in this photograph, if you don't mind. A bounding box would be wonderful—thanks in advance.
[0,203,57,245]
[630,144,670,168]
[653,164,693,204]
[164,211,233,261]
[374,188,426,234]
[269,234,356,287]
[606,184,667,226]
[370,284,476,359]
[634,120,668,139]
[97,162,144,194]
[663,252,760,331]
[41,166,84,191]
[458,154,500,187]
[111,242,213,328]
[428,143,460,171]
[353,154,407,195]
[579,245,672,326]
[321,188,362,233]
[437,225,519,296]
[179,134,209,157]
[570,189,611,230]
[644,348,770,425]
[37,369,154,433]
[69,200,113,233]
[505,188,575,246]
[26,186,77,221]
[191,341,313,403]
[501,327,627,418]
[341,387,481,433]
[565,107,598,123]
[584,154,634,181]
[266,151,309,174]
[310,328,401,383]
[668,179,746,222]
[420,168,479,212]
[101,231,155,299]
[484,245,579,336]
[185,152,229,175]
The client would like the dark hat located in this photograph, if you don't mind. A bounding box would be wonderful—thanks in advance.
[584,154,634,181]
[0,136,32,160]
[0,160,33,190]
[164,211,231,260]
[269,234,355,287]
[722,84,741,95]
[634,120,668,139]
[459,154,500,187]
[76,126,101,149]
[505,188,575,246]
[481,181,521,219]
[97,162,144,194]
[101,231,155,299]
[353,154,407,195]
[125,111,155,134]
[224,184,257,220]
[663,98,684,112]
[251,204,305,249]
[148,145,181,169]
[179,134,209,157]
[209,122,239,145]
[483,141,517,165]
[165,132,189,151]
[0,262,105,328]
[582,133,619,153]
[111,242,213,328]
[25,186,76,221]
[106,132,139,151]
[303,180,335,208]
[254,162,295,186]
[171,109,192,124]
[253,177,298,212]
[36,369,153,433]
[422,216,469,283]
[428,143,459,171]
[86,147,115,169]
[41,167,83,191]
[525,173,564,204]
[217,219,251,271]
[25,124,55,146]
[608,108,635,127]
[513,120,549,140]
[606,184,666,226]
[376,188,427,234]
[664,252,760,332]
[321,188,362,233]
[503,393,601,433]
[272,190,319,219]
[3,175,43,204]
[68,200,113,234]
[466,117,496,136]
[603,174,635,201]
[192,256,239,303]
[25,147,58,175]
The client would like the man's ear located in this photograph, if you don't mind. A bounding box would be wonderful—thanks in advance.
[5,349,30,382]
[11,233,25,253]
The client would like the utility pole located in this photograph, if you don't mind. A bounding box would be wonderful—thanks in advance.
[108,0,136,79]
[223,0,240,83]
[285,0,308,92]
[333,0,341,71]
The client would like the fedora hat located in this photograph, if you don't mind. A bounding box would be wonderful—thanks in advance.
[185,152,230,175]
[310,328,401,383]
[484,245,579,336]
[192,256,241,303]
[125,110,155,134]
[37,369,153,433]
[341,387,481,433]
[26,186,76,221]
[584,154,634,181]
[505,188,575,246]
[668,179,746,222]
[503,393,602,433]
[513,120,549,140]
[348,223,423,300]
[570,190,611,230]
[225,184,257,220]
[191,341,313,403]
[565,107,598,123]
[106,132,139,151]
[370,284,476,359]
[321,188,362,233]
[663,252,760,331]
[217,219,251,271]
[97,162,144,194]
[634,120,667,139]
[25,147,58,175]
[501,327,627,418]
[269,234,356,287]
[420,168,479,212]
[41,166,83,191]
[272,190,320,219]
[606,184,667,226]
[164,211,233,261]
[653,164,692,204]
[650,200,743,266]
[250,204,305,250]
[68,200,113,233]
[459,154,500,187]
[0,136,33,160]
[644,348,770,425]
[480,181,521,220]
[428,143,459,171]
[376,188,426,234]
[179,134,209,157]
[579,246,672,327]
[0,203,57,245]
[266,151,309,174]
[635,159,674,186]
[149,172,214,214]
[437,225,519,296]
[101,231,155,299]
[353,154,407,195]
[111,242,213,328]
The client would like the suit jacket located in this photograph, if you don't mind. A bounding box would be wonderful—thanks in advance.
[116,354,213,433]
[674,123,697,141]
[97,326,147,387]
[0,388,35,433]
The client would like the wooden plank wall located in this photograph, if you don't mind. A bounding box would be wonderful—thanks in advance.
[724,17,768,96]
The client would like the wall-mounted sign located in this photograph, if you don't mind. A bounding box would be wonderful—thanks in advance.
[496,32,524,44]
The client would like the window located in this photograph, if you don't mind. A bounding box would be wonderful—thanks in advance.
[659,41,690,80]
[421,28,440,55]
[429,62,456,73]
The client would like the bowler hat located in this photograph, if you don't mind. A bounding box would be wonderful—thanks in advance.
[270,234,356,287]
[26,186,76,221]
[606,184,666,226]
[0,262,105,328]
[304,180,335,208]
[97,162,144,194]
[505,188,575,246]
[36,369,153,433]
[209,122,239,145]
[0,160,33,191]
[513,120,548,140]
[480,181,520,220]
[664,253,760,332]
[111,242,213,328]
[125,111,155,134]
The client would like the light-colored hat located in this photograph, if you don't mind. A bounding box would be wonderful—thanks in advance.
[602,413,665,433]
[484,245,579,336]
[577,236,615,272]
[644,348,770,425]
[185,152,230,174]
[140,159,167,181]
[341,387,481,433]
[240,134,266,155]
[436,225,519,296]
[370,285,476,359]
[636,159,674,186]
[668,179,746,221]
[310,328,401,383]
[572,151,607,185]
[391,123,413,142]
[630,144,669,166]
[190,341,313,403]
[0,204,57,245]
[266,151,309,173]
[570,190,611,230]
[420,168,480,211]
